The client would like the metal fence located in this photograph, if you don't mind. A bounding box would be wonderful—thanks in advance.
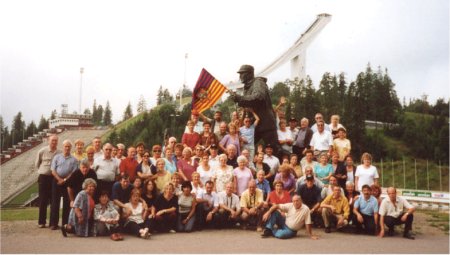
[373,159,449,192]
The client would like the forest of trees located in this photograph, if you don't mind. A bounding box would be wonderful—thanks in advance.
[1,63,448,164]
[105,64,448,163]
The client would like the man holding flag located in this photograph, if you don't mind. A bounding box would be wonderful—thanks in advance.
[229,65,279,156]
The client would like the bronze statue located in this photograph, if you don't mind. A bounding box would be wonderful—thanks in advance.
[229,64,280,155]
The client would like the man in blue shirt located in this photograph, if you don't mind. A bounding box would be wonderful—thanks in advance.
[353,184,379,235]
[50,139,78,230]
[240,109,260,163]
[255,170,271,201]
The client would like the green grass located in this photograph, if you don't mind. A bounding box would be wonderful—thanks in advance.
[3,183,38,208]
[423,210,449,235]
[1,207,40,221]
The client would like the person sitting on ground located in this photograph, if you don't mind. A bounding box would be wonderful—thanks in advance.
[182,120,201,150]
[154,183,178,233]
[122,188,151,239]
[320,185,350,233]
[111,174,134,212]
[119,146,139,183]
[274,164,296,194]
[240,180,265,231]
[353,184,378,235]
[355,152,379,192]
[233,155,254,196]
[67,160,98,208]
[141,179,158,226]
[62,178,97,237]
[195,180,219,230]
[296,166,324,189]
[261,195,318,240]
[255,170,271,201]
[296,174,322,226]
[212,154,233,193]
[314,153,333,185]
[215,183,241,229]
[267,180,291,207]
[136,150,157,182]
[94,190,122,241]
[378,187,415,240]
[177,181,197,233]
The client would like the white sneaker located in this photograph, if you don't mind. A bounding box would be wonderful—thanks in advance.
[169,229,176,233]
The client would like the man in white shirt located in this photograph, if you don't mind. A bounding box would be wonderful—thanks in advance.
[208,144,220,170]
[93,143,120,198]
[263,144,280,184]
[92,137,103,159]
[309,120,333,158]
[215,183,241,229]
[261,195,318,239]
[195,181,219,230]
[379,187,415,239]
[311,113,330,133]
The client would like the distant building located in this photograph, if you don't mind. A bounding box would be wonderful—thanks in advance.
[49,104,93,129]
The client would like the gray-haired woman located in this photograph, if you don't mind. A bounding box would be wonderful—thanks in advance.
[62,178,97,237]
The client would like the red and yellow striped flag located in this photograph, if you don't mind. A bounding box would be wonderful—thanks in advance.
[191,68,227,113]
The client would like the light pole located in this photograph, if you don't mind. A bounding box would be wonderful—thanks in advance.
[79,67,84,114]
[180,53,188,108]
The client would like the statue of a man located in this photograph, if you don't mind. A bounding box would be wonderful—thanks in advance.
[230,64,279,155]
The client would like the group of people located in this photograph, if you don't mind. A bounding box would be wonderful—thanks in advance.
[34,64,415,241]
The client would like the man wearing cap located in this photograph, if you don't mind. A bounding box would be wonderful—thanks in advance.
[296,174,322,226]
[288,118,299,141]
[229,64,279,156]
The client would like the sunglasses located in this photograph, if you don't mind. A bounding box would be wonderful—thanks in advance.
[153,150,162,153]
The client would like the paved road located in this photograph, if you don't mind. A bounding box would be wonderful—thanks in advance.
[1,220,448,254]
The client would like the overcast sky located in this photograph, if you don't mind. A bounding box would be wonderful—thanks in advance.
[1,0,448,127]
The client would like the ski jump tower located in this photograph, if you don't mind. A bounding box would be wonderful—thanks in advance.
[229,13,331,90]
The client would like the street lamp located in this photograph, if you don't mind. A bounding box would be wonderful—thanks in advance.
[79,67,84,114]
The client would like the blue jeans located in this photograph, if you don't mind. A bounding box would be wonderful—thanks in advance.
[265,211,297,239]
[177,213,196,232]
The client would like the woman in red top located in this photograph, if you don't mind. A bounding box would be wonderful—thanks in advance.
[182,120,201,150]
[177,147,198,182]
[266,181,291,207]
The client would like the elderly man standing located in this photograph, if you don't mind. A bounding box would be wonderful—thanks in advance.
[309,120,333,159]
[293,118,313,157]
[119,146,138,182]
[229,64,279,156]
[35,135,61,228]
[49,139,78,230]
[261,195,318,240]
[92,137,103,159]
[94,143,120,198]
[240,180,265,231]
[379,187,415,239]
[320,185,350,233]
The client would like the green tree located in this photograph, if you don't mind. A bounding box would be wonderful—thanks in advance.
[123,102,133,121]
[156,86,164,105]
[270,82,290,106]
[50,110,57,120]
[25,121,37,138]
[103,101,112,126]
[162,89,173,103]
[137,95,147,113]
[96,104,104,125]
[37,115,48,131]
[12,112,25,144]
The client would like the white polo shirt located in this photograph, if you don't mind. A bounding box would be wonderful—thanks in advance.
[379,196,413,218]
[280,203,312,231]
[309,130,333,151]
[263,154,280,175]
[94,156,120,182]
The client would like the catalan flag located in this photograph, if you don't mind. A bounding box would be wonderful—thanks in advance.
[191,68,227,113]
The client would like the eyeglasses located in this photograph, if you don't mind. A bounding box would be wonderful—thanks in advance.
[143,155,150,158]
[105,148,112,151]
[153,150,162,153]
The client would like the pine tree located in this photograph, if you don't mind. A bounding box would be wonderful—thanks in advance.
[123,102,133,121]
[12,112,25,144]
[157,86,164,105]
[50,110,57,120]
[137,95,147,113]
[92,100,98,123]
[25,121,37,138]
[96,105,104,125]
[162,89,173,103]
[37,115,48,131]
[103,101,112,125]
